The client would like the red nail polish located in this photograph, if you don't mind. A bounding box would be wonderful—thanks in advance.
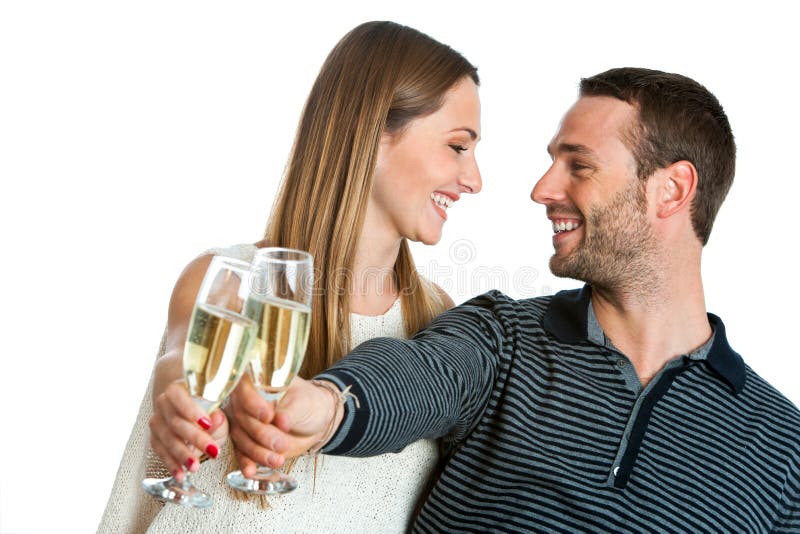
[206,443,219,459]
[185,457,196,470]
[197,416,212,430]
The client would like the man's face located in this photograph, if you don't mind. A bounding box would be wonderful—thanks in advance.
[531,96,658,290]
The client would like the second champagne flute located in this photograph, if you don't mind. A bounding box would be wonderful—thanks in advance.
[226,247,313,495]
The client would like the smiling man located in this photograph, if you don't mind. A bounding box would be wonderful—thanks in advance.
[228,68,800,533]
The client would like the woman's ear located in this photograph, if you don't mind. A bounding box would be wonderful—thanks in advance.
[374,132,393,175]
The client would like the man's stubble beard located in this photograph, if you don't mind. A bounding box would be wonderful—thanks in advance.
[550,178,662,299]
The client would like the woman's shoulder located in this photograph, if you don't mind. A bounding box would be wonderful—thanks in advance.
[417,275,455,309]
[203,242,260,263]
[431,282,455,309]
[168,242,260,317]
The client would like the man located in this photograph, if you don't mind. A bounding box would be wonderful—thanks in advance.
[230,68,800,532]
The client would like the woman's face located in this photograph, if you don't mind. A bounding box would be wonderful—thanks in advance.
[369,77,482,246]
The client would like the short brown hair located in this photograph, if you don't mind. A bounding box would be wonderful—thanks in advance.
[580,68,736,245]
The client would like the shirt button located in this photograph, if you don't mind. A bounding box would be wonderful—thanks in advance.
[616,359,626,368]
[613,466,620,476]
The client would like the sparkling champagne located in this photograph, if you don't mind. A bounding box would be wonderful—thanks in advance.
[245,295,311,399]
[184,302,257,411]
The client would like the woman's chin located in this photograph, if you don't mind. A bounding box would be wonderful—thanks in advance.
[418,230,443,246]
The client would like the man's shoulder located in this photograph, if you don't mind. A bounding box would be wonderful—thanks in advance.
[456,290,555,322]
[742,365,800,424]
[736,366,800,463]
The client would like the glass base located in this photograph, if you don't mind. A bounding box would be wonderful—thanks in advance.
[226,466,298,495]
[142,476,213,508]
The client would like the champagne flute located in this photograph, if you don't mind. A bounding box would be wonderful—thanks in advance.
[142,256,258,508]
[226,247,313,495]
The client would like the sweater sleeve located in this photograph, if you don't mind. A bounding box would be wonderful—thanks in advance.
[315,291,508,457]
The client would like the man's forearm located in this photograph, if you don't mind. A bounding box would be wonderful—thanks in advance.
[314,306,502,457]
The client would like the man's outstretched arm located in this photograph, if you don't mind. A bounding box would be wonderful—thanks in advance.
[227,298,506,474]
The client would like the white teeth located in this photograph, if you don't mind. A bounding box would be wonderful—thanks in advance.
[552,220,580,233]
[430,193,453,209]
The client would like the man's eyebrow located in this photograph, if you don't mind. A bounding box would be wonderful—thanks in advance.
[547,142,598,160]
[449,127,479,141]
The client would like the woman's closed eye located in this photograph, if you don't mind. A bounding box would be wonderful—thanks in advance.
[449,144,467,154]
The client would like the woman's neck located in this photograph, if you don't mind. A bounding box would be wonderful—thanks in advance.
[350,208,403,316]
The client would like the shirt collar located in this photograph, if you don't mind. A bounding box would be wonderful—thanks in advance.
[704,313,746,394]
[543,285,745,395]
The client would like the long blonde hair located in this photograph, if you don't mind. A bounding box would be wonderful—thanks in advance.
[265,21,479,377]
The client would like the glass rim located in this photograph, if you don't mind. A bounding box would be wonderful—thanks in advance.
[253,247,313,264]
[209,255,252,271]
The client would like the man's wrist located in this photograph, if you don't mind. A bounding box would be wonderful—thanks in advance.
[306,380,351,455]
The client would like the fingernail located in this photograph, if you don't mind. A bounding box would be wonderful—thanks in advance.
[172,468,183,481]
[267,452,284,466]
[197,416,212,430]
[185,457,196,470]
[271,437,286,453]
[205,443,219,459]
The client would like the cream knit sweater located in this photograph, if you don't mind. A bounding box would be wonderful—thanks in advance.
[98,244,439,533]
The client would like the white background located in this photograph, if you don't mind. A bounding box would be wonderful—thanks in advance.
[1,1,798,532]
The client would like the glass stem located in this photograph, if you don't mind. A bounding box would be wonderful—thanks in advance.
[180,467,194,490]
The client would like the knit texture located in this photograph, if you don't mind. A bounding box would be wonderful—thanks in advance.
[98,244,439,533]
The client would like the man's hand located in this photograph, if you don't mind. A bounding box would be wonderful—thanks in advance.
[226,375,341,478]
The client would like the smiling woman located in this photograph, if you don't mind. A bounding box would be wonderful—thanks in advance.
[369,77,482,246]
[98,20,482,534]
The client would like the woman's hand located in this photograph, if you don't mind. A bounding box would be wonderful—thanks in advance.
[226,376,342,478]
[148,254,217,479]
[149,379,225,480]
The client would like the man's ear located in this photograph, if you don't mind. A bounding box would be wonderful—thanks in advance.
[655,160,698,219]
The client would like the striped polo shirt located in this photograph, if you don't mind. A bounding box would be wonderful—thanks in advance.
[318,286,800,533]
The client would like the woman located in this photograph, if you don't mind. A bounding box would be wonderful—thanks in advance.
[99,20,481,533]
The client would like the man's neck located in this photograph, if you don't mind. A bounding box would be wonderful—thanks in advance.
[589,265,712,388]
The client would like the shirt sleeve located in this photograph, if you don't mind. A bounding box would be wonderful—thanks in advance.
[315,291,508,457]
[773,460,800,533]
